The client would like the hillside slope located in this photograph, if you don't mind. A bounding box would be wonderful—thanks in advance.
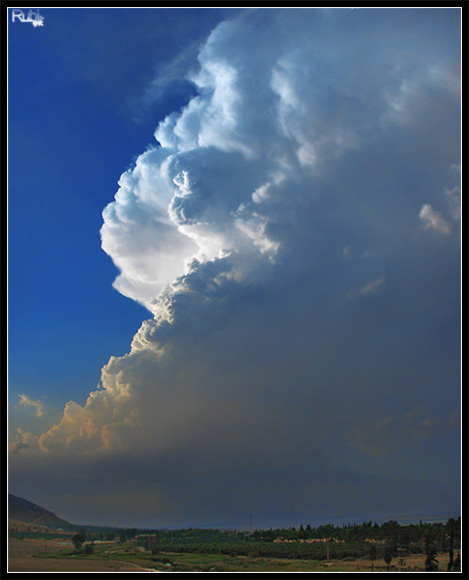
[8,494,75,530]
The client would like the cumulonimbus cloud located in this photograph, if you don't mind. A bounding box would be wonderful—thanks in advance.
[10,9,461,527]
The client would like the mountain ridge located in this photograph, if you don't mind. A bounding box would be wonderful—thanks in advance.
[8,493,76,530]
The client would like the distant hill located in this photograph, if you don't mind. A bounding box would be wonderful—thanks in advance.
[8,494,76,531]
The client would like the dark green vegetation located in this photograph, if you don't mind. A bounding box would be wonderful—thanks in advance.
[9,496,461,572]
[133,519,461,570]
[11,518,461,572]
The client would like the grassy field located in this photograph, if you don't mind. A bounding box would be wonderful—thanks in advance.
[9,536,457,572]
[8,538,151,572]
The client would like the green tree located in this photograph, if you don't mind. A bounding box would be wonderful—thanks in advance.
[424,534,439,571]
[84,543,94,555]
[382,520,399,554]
[446,518,456,571]
[447,532,454,570]
[72,530,86,551]
[369,544,377,571]
[384,549,393,571]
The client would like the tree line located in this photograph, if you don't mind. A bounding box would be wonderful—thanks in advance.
[129,517,460,571]
[21,516,458,572]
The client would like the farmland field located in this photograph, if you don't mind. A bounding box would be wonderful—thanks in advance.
[8,537,457,573]
[8,538,151,572]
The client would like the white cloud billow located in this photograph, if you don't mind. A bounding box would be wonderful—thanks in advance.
[101,10,460,314]
[419,203,451,235]
[17,394,45,418]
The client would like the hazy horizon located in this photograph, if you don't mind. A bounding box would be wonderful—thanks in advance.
[8,491,461,531]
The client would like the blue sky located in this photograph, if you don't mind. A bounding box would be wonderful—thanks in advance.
[8,7,461,529]
[8,8,235,410]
